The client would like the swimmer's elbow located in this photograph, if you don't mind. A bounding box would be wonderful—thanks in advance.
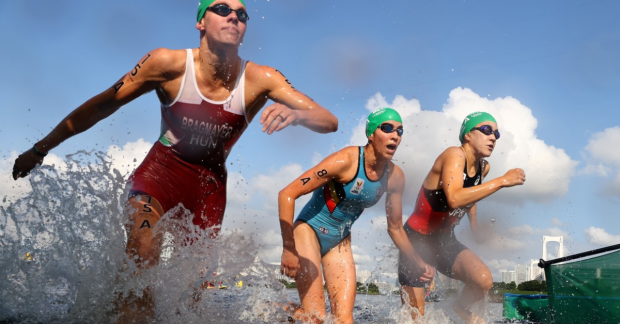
[447,196,464,210]
[313,116,338,134]
[326,117,338,133]
[278,188,296,205]
[386,226,403,241]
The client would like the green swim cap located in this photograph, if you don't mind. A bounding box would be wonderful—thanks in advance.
[365,107,403,138]
[197,0,246,22]
[459,111,497,143]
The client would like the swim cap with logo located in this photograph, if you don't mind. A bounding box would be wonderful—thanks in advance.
[197,0,246,22]
[365,107,403,138]
[459,111,497,143]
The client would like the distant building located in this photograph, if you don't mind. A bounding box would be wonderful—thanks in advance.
[530,259,544,281]
[515,264,529,285]
[370,272,399,294]
[501,270,516,284]
[356,269,372,284]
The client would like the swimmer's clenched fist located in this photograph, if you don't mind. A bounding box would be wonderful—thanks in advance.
[13,147,44,180]
[501,168,526,187]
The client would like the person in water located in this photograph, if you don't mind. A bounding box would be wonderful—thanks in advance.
[278,108,434,323]
[398,111,526,323]
[11,0,337,321]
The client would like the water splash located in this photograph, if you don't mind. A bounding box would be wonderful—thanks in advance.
[0,151,504,323]
[0,151,126,322]
[0,152,285,323]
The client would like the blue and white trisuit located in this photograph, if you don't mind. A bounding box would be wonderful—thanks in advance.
[296,146,389,256]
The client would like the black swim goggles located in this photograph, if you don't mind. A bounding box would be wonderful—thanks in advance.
[207,4,250,23]
[378,123,404,136]
[472,125,500,139]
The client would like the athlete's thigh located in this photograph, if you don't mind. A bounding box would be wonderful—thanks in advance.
[194,182,227,235]
[293,221,326,315]
[450,249,492,286]
[125,195,165,265]
[322,235,356,321]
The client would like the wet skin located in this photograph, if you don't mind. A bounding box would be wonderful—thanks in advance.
[401,121,525,324]
[278,120,434,324]
[11,1,338,322]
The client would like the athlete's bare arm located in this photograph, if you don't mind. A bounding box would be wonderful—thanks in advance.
[277,146,357,278]
[244,63,338,134]
[12,48,184,180]
[434,147,525,209]
[385,164,434,282]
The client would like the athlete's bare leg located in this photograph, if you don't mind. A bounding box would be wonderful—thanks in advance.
[400,285,426,320]
[450,249,492,324]
[116,195,165,324]
[322,235,356,324]
[292,221,327,323]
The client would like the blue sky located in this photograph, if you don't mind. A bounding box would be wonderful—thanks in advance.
[2,0,620,279]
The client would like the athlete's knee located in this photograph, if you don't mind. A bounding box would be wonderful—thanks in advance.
[474,268,493,291]
[480,275,493,292]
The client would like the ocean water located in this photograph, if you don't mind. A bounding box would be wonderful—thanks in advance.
[0,152,503,323]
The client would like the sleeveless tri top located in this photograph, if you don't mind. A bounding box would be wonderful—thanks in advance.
[158,49,249,167]
[406,159,485,235]
[297,147,389,239]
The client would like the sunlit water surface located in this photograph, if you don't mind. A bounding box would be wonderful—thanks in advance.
[0,152,503,323]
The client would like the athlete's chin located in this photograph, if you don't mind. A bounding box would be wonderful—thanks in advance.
[215,34,243,47]
[485,145,495,157]
[383,150,396,159]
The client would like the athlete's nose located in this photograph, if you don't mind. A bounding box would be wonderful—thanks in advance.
[226,10,239,24]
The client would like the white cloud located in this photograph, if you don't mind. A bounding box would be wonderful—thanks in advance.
[105,138,152,177]
[550,217,565,227]
[484,232,528,252]
[250,163,308,211]
[542,227,569,238]
[484,258,525,281]
[256,230,283,264]
[369,215,387,231]
[583,127,620,196]
[580,163,610,177]
[350,88,578,206]
[485,258,517,274]
[258,229,283,246]
[585,127,620,166]
[227,172,252,205]
[507,224,534,236]
[584,227,620,246]
[352,245,373,266]
[258,245,283,264]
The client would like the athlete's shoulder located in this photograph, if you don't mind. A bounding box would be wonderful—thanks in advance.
[339,146,362,160]
[244,62,288,85]
[244,61,272,76]
[444,146,465,156]
[437,146,465,162]
[387,161,405,191]
[140,48,187,77]
[388,161,404,177]
[323,146,358,169]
